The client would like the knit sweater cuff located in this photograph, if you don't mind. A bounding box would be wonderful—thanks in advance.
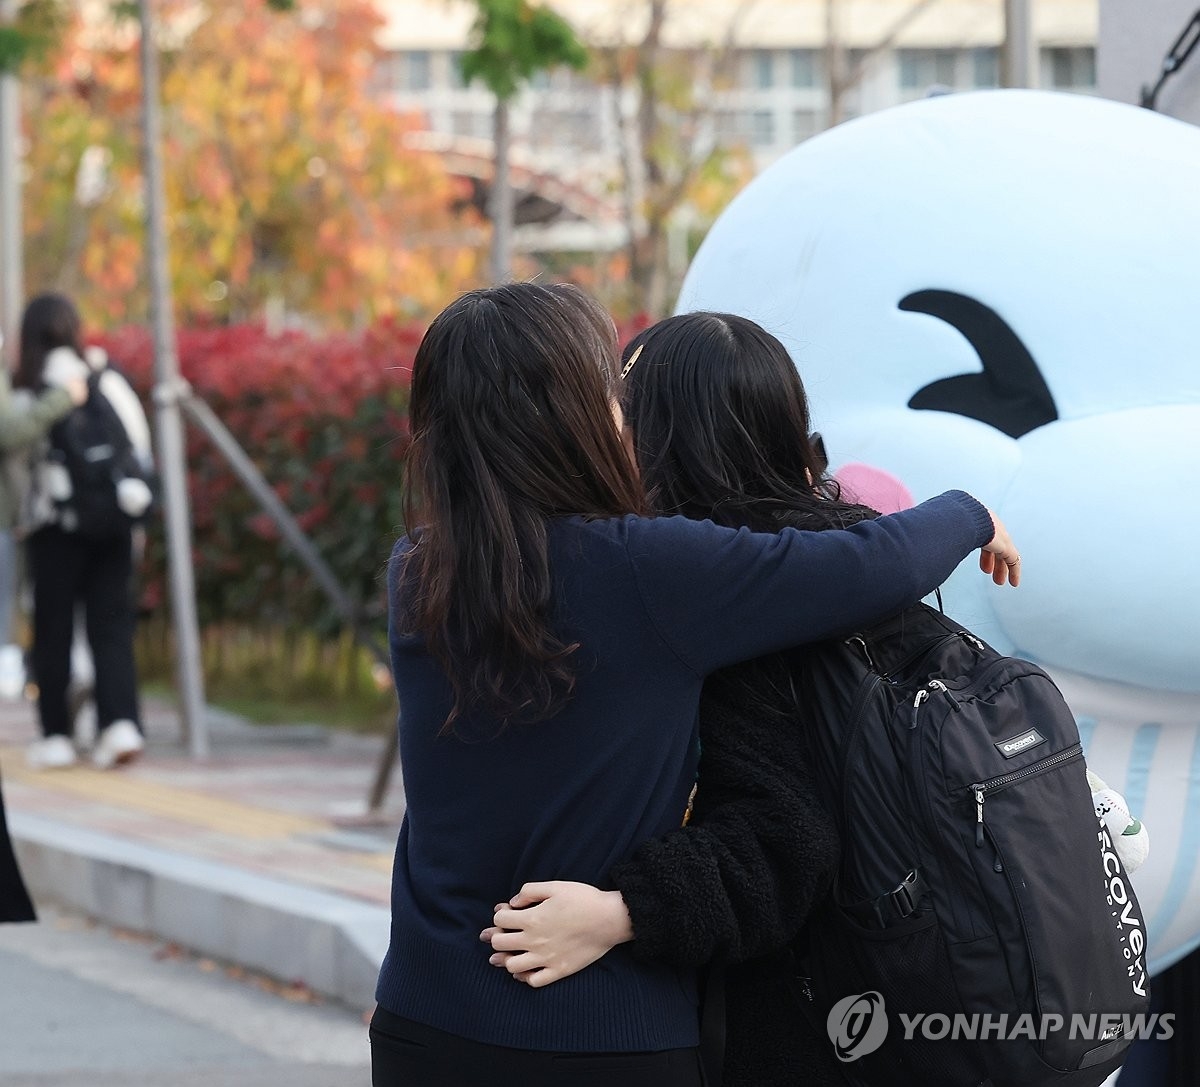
[943,489,994,548]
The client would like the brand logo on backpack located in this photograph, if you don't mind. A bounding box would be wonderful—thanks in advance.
[826,991,889,1062]
[995,728,1047,758]
[1099,824,1149,999]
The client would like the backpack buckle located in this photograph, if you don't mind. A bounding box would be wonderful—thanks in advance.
[842,868,927,929]
[885,869,925,920]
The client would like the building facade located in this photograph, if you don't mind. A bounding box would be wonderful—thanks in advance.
[373,1,1098,251]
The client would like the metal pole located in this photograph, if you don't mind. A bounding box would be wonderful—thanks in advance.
[138,0,208,757]
[1001,0,1037,89]
[180,392,387,662]
[180,390,400,812]
[0,0,22,366]
[488,96,512,284]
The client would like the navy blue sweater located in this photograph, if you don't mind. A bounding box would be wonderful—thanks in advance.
[375,491,993,1052]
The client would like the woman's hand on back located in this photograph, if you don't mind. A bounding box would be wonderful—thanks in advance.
[980,508,1021,587]
[480,881,634,987]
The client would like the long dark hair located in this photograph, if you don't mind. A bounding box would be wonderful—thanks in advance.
[620,312,878,716]
[402,282,646,732]
[15,293,83,391]
[620,312,874,533]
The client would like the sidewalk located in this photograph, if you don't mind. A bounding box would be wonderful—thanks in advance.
[0,695,404,1010]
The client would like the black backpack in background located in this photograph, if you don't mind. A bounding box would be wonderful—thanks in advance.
[798,602,1150,1087]
[47,364,156,540]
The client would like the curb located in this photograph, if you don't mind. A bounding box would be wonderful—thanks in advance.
[9,811,389,1009]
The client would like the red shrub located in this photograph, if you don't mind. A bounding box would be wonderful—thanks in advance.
[97,315,653,631]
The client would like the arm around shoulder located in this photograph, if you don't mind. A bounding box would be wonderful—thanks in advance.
[626,491,997,675]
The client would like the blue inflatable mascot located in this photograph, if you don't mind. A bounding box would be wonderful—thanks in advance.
[678,89,1200,1087]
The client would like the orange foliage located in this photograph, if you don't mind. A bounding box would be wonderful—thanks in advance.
[21,0,484,328]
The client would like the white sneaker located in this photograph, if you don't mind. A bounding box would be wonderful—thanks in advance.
[0,645,25,701]
[27,735,78,770]
[93,719,144,769]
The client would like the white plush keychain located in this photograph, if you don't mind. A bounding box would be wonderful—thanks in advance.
[1087,768,1150,874]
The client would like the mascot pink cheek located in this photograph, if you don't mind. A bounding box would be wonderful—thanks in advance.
[834,463,915,514]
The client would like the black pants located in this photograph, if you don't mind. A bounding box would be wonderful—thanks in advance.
[28,526,141,738]
[370,1008,704,1087]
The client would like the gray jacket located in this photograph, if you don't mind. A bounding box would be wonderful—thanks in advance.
[0,371,72,532]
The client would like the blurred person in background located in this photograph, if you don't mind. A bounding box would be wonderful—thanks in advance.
[0,331,85,700]
[12,293,154,771]
[0,327,86,924]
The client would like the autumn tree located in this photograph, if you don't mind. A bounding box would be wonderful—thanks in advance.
[0,0,66,72]
[588,0,756,318]
[461,0,588,284]
[824,0,941,126]
[19,0,483,328]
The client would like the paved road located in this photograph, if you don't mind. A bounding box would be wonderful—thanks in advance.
[0,908,372,1086]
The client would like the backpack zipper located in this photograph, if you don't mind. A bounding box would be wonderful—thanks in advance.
[909,679,960,727]
[910,654,1043,729]
[970,744,1084,847]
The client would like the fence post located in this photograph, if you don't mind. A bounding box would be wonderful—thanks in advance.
[0,0,21,366]
[138,0,209,757]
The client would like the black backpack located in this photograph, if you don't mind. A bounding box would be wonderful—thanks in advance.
[46,364,156,540]
[797,601,1150,1087]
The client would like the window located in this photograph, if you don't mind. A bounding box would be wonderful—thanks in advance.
[376,51,434,93]
[739,50,776,89]
[448,51,467,89]
[1046,47,1096,89]
[972,48,999,88]
[792,108,818,144]
[750,109,776,146]
[790,49,818,88]
[409,51,433,91]
[752,50,775,89]
[898,49,957,91]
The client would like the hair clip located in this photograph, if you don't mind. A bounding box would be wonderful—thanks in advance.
[621,343,645,380]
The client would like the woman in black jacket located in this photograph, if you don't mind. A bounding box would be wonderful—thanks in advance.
[483,312,903,1085]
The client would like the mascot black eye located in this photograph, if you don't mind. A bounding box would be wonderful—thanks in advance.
[901,289,1058,439]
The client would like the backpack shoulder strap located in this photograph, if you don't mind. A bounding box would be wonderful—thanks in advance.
[83,345,110,375]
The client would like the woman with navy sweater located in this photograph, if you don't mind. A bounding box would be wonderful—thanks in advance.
[371,282,1019,1087]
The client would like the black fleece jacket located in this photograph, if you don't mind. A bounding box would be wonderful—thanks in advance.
[610,656,846,1086]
